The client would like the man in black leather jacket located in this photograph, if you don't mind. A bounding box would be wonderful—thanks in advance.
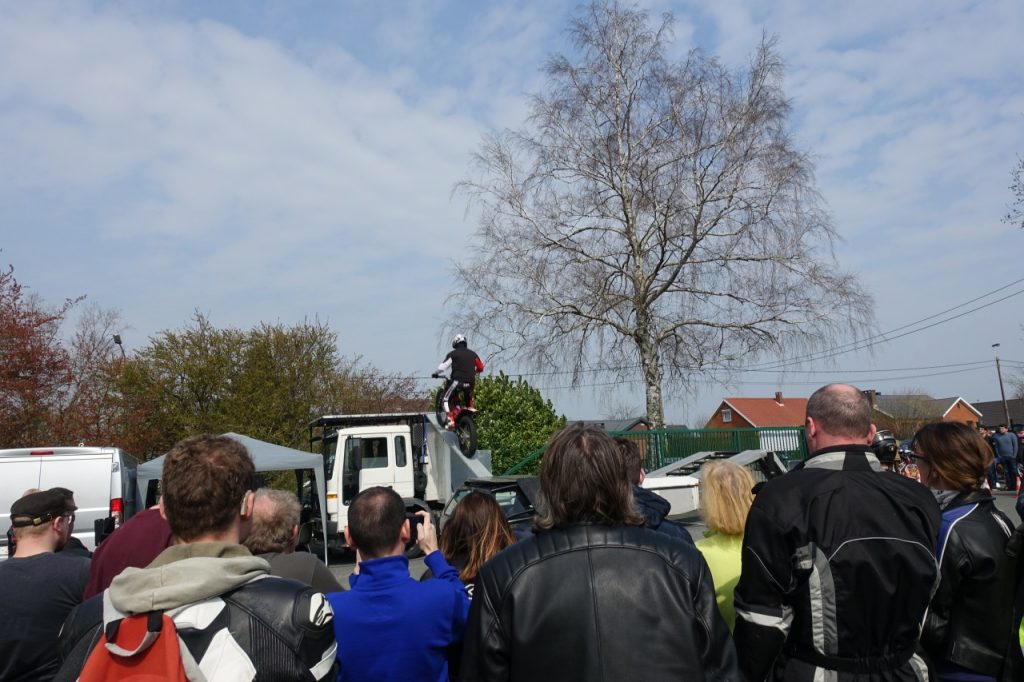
[54,435,337,681]
[734,384,940,681]
[460,424,739,682]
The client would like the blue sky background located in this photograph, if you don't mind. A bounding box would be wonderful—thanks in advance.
[3,0,1024,425]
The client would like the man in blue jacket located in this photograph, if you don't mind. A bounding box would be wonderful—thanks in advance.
[990,423,1019,491]
[327,487,469,682]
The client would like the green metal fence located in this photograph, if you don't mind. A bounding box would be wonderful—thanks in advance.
[501,426,808,475]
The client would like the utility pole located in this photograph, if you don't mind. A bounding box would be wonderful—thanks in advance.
[993,343,1011,427]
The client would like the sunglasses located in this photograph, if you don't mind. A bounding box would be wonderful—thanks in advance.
[902,450,927,464]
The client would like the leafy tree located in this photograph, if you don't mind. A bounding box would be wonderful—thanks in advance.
[0,264,82,445]
[117,313,426,461]
[453,1,873,427]
[473,371,565,475]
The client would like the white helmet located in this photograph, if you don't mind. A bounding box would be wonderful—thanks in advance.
[451,333,466,348]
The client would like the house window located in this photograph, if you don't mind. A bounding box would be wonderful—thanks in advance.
[721,408,732,423]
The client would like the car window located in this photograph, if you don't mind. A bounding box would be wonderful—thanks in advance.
[494,488,531,517]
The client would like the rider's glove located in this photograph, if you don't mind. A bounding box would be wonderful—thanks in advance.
[431,372,441,379]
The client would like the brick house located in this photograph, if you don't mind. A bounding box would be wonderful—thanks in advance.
[705,392,808,429]
[871,394,981,439]
[970,398,1024,427]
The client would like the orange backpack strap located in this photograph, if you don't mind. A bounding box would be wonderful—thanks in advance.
[80,611,189,681]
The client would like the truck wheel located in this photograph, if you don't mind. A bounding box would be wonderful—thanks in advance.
[455,413,477,458]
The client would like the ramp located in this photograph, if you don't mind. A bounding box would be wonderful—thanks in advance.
[647,449,788,483]
[423,414,491,501]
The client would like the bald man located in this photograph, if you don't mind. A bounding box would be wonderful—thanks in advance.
[733,384,940,682]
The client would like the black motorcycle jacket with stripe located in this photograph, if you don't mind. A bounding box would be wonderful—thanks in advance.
[733,446,941,682]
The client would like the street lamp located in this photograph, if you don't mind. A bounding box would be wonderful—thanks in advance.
[993,343,1011,427]
[113,334,126,360]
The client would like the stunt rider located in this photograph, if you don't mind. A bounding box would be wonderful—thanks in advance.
[432,334,484,427]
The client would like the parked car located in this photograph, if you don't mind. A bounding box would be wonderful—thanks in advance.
[440,476,540,540]
[0,446,140,559]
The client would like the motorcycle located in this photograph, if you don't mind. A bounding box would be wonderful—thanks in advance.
[431,373,478,457]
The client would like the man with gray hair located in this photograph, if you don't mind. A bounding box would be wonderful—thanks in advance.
[733,384,941,681]
[244,488,344,593]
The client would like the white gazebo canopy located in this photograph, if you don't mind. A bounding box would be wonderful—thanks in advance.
[136,432,329,564]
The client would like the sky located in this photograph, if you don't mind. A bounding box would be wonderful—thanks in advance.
[2,0,1024,426]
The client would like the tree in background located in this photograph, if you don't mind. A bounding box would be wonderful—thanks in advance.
[453,1,873,427]
[0,264,82,445]
[1007,154,1023,229]
[51,305,126,445]
[117,313,426,459]
[473,371,565,475]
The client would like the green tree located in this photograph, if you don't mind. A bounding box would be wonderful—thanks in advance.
[117,313,426,462]
[473,371,565,475]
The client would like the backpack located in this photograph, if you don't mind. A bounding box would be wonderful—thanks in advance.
[79,610,189,681]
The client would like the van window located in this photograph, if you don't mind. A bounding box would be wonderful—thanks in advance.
[395,436,407,468]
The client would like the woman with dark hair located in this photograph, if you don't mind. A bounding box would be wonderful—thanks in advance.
[430,491,515,597]
[909,421,1016,681]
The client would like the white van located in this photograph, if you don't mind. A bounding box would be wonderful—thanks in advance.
[0,446,140,559]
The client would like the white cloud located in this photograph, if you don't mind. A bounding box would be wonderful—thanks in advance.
[2,0,1022,422]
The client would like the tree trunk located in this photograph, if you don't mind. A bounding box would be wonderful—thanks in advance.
[636,330,665,429]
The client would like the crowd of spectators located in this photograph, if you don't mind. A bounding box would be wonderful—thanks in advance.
[2,382,1023,681]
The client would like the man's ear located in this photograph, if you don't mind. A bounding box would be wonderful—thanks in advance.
[638,468,646,485]
[344,526,356,549]
[866,423,878,445]
[399,518,411,544]
[158,496,168,521]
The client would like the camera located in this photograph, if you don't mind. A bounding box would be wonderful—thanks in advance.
[406,512,425,545]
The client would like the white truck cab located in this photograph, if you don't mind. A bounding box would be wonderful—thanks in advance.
[309,413,491,552]
[0,446,139,559]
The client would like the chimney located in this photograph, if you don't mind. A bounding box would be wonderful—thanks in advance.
[774,391,783,404]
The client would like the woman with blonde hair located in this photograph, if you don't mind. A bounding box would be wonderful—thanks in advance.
[696,459,755,630]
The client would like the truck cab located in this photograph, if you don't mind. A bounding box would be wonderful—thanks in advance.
[309,413,491,552]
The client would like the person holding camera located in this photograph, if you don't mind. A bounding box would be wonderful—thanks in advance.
[326,487,470,682]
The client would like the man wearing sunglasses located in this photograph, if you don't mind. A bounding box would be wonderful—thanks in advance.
[0,488,91,682]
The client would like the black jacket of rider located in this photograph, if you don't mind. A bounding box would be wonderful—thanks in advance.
[439,346,483,384]
[460,524,740,682]
[921,488,1016,679]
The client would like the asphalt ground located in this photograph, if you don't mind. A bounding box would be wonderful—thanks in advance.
[327,488,1022,585]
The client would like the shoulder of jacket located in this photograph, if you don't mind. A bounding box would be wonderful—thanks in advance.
[483,526,702,583]
[227,577,334,633]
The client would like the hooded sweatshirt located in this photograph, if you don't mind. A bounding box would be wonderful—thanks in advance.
[56,543,338,682]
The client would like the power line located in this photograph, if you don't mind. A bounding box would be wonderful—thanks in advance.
[745,279,1024,370]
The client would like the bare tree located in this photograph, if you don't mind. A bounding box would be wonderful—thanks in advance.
[453,1,873,426]
[1007,155,1024,229]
